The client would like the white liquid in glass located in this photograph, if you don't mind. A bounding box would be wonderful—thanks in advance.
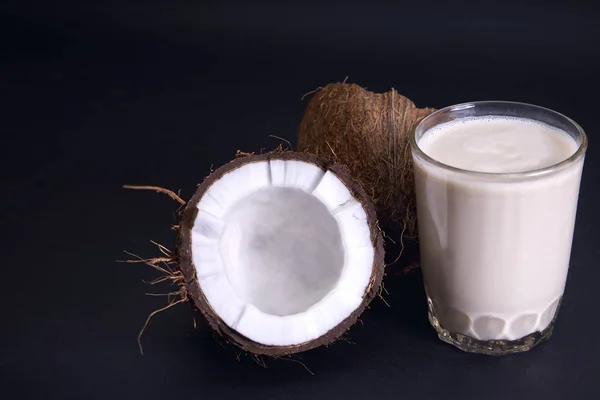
[413,116,583,340]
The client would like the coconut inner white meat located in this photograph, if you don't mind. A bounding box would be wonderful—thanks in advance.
[190,159,374,346]
[221,187,344,316]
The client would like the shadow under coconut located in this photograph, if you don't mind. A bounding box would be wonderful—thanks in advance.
[183,318,368,383]
[380,237,430,336]
[377,268,432,339]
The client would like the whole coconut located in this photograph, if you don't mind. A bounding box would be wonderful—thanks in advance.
[298,83,435,238]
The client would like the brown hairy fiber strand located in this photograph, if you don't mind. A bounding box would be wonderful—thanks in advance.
[118,242,186,355]
[297,83,435,237]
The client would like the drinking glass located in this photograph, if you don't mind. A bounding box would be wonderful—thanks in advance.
[410,101,587,355]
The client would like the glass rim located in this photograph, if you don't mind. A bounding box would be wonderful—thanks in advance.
[411,100,588,179]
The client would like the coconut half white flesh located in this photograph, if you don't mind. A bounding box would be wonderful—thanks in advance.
[191,159,375,347]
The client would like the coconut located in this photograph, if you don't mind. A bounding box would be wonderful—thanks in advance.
[139,151,387,356]
[298,83,435,237]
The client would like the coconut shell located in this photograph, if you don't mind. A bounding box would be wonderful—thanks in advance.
[177,151,385,356]
[297,83,435,237]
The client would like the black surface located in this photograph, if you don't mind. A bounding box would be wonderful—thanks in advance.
[2,1,599,399]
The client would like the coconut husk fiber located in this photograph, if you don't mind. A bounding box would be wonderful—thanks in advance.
[298,82,435,239]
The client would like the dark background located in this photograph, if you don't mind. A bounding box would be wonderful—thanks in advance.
[2,1,599,399]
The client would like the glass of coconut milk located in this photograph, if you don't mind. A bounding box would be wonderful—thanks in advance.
[410,101,587,355]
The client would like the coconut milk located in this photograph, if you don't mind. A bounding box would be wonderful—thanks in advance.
[413,116,584,341]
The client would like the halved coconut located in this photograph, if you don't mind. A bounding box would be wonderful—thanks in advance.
[178,152,384,356]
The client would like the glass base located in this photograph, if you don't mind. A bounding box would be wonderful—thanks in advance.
[427,297,561,355]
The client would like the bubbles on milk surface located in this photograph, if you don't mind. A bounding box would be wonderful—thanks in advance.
[418,116,578,173]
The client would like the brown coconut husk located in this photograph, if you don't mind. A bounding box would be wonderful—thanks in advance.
[124,150,385,357]
[298,82,435,239]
